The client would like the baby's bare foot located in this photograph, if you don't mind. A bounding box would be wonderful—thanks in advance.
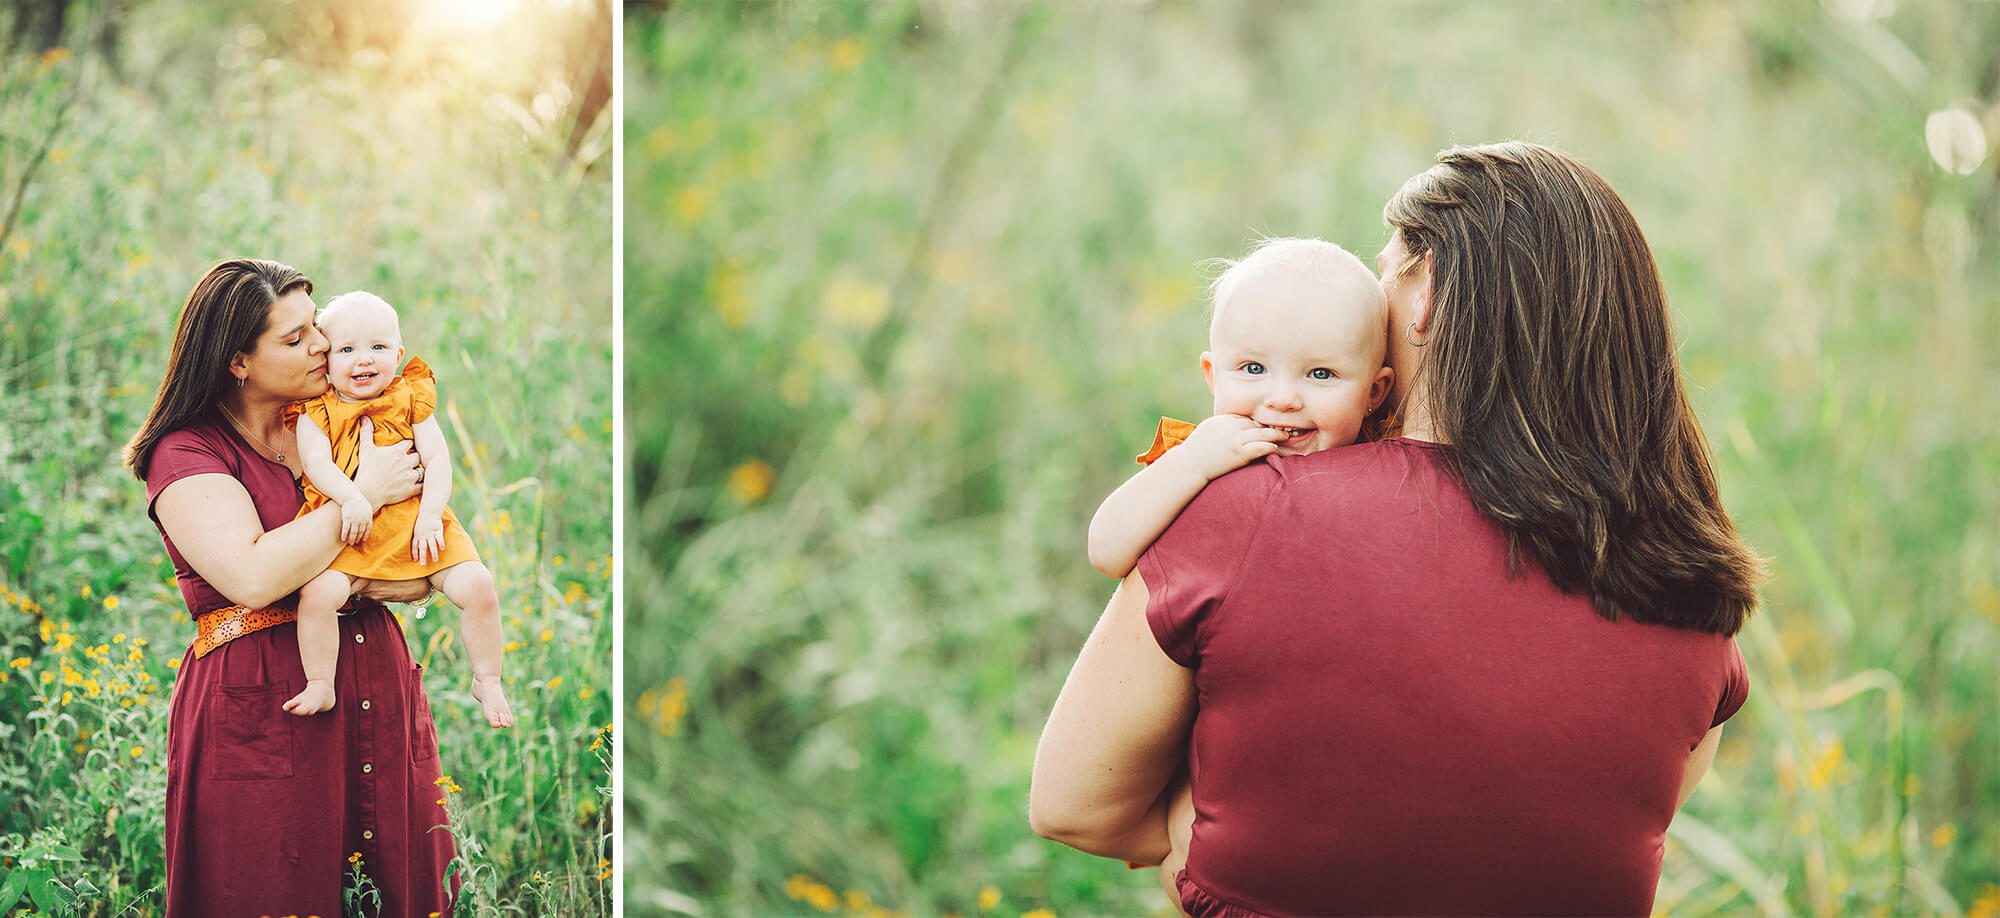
[471,676,515,728]
[282,679,336,716]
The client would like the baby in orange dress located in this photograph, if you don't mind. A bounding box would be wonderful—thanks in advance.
[1084,238,1392,899]
[1088,237,1394,579]
[279,292,515,728]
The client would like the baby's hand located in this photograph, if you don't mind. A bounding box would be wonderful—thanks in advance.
[282,679,336,716]
[339,498,374,545]
[1161,414,1287,481]
[472,675,515,729]
[412,513,445,566]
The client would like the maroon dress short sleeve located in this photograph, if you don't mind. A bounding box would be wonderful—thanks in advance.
[145,426,235,516]
[1136,461,1280,667]
[145,419,458,916]
[1713,639,1750,728]
[144,420,306,618]
[1140,438,1753,917]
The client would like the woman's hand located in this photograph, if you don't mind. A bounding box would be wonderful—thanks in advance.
[351,417,422,508]
[411,513,445,565]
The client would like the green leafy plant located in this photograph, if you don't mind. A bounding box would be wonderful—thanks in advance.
[0,827,101,916]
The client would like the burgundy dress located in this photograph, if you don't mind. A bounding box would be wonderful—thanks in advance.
[146,418,457,917]
[1138,438,1750,917]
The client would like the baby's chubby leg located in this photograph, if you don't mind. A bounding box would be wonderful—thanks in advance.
[434,561,513,728]
[283,570,367,716]
[1156,774,1195,916]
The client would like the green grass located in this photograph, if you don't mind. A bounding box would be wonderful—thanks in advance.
[626,1,2000,915]
[0,2,612,913]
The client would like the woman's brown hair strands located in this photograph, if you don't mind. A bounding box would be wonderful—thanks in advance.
[1384,142,1763,635]
[123,258,314,479]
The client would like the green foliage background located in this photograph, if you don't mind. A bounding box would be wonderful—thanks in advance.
[628,0,2000,915]
[0,1,613,913]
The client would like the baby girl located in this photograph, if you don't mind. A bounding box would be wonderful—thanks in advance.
[279,292,515,728]
[1089,236,1393,577]
[1086,237,1392,899]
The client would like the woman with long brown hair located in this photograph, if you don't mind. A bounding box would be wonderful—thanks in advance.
[127,258,457,916]
[1032,142,1761,916]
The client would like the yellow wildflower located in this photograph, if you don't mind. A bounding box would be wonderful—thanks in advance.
[1966,885,2000,918]
[726,459,776,504]
[1806,740,1845,789]
[978,887,1001,911]
[130,746,144,759]
[103,596,120,610]
[828,38,864,73]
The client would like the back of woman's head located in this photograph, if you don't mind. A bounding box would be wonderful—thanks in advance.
[1384,141,1761,635]
[123,258,314,479]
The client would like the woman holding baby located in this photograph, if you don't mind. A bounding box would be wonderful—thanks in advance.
[1033,142,1761,916]
[124,259,456,916]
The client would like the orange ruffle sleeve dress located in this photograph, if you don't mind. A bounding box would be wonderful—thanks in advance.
[286,356,481,582]
[1136,417,1198,465]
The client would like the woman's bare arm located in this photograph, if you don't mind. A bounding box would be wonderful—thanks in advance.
[1676,724,1725,809]
[157,477,351,609]
[155,418,423,608]
[1030,570,1195,864]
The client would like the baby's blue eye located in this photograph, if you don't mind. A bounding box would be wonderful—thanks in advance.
[339,346,353,353]
[1309,368,1335,380]
[373,344,387,350]
[1243,362,1265,375]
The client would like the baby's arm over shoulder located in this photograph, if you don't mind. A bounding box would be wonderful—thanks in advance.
[1087,415,1284,578]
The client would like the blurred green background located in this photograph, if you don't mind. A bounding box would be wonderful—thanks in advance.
[0,0,613,913]
[629,0,2000,915]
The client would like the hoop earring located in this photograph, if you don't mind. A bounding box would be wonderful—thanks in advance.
[236,375,245,388]
[1406,321,1429,348]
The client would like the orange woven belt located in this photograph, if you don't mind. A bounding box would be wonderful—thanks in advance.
[191,604,298,658]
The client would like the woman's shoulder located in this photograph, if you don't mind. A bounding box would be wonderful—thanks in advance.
[1273,436,1449,482]
[149,418,232,470]
[145,418,244,504]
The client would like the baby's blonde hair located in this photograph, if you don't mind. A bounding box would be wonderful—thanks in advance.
[1207,238,1386,354]
[318,290,402,340]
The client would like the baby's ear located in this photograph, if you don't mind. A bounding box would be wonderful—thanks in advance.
[1368,365,1394,411]
[1200,352,1216,392]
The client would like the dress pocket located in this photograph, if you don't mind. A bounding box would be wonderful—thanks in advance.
[411,664,440,763]
[204,682,296,781]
